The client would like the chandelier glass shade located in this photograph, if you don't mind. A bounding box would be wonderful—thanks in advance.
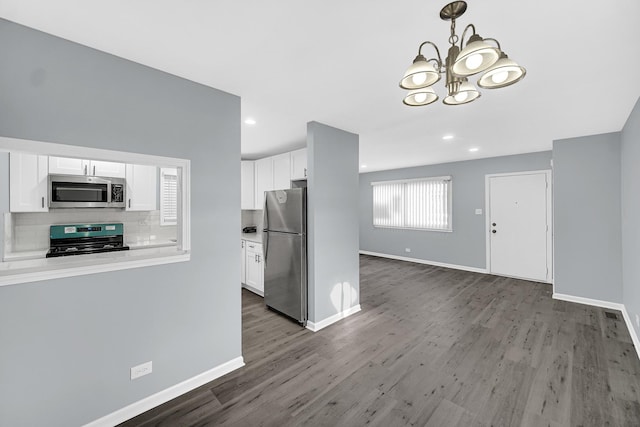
[399,1,525,106]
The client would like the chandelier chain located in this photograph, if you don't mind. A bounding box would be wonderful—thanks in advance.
[448,19,459,46]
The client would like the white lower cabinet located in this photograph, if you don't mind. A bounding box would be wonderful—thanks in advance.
[244,241,264,296]
[241,240,247,284]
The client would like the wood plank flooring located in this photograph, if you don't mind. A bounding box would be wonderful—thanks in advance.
[119,255,640,426]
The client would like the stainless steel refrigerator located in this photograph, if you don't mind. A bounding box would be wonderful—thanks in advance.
[262,188,307,326]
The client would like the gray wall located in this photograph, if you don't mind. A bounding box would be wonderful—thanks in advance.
[622,97,640,336]
[0,153,7,260]
[307,122,360,323]
[0,19,241,427]
[359,152,552,269]
[552,133,622,302]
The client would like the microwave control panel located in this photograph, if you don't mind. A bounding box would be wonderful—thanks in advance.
[112,184,125,203]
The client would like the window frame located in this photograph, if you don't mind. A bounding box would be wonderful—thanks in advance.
[160,167,178,226]
[371,175,453,232]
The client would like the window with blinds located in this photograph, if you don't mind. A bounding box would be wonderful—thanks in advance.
[372,176,452,231]
[160,168,178,226]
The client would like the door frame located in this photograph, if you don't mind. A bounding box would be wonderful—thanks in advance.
[485,169,553,284]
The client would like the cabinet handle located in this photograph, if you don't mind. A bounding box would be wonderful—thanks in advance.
[93,165,96,176]
[242,241,244,248]
[41,196,44,208]
[257,255,260,263]
[304,167,307,177]
[84,165,88,175]
[128,199,131,208]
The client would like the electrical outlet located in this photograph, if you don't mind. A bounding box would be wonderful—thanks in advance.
[405,248,411,253]
[636,314,639,328]
[131,361,152,380]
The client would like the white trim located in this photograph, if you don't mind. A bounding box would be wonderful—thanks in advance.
[83,356,245,427]
[370,175,452,186]
[621,305,640,361]
[242,283,264,297]
[485,170,553,284]
[553,293,640,361]
[306,304,361,332]
[0,251,190,287]
[552,293,624,311]
[359,250,487,274]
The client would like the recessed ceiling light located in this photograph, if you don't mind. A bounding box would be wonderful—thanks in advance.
[442,135,454,140]
[244,118,256,125]
[469,147,479,152]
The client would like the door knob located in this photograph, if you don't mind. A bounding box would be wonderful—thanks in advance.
[492,230,497,233]
[492,223,496,226]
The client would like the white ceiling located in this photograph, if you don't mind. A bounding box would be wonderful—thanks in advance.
[1,0,639,172]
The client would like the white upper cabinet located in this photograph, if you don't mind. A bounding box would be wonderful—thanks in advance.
[272,153,291,190]
[91,160,126,178]
[48,156,88,176]
[290,148,307,180]
[241,161,256,210]
[49,156,125,178]
[254,157,273,210]
[125,164,158,211]
[9,153,49,212]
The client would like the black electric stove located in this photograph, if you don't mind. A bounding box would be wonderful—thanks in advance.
[46,223,130,258]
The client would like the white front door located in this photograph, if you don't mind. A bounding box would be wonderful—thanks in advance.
[487,171,551,283]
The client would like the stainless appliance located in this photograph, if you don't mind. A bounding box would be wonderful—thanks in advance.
[48,174,126,208]
[262,188,307,326]
[46,223,129,257]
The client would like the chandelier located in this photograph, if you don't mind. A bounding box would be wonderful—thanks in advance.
[400,1,526,106]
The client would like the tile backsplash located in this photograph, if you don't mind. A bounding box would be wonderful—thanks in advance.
[8,209,176,253]
[241,209,263,231]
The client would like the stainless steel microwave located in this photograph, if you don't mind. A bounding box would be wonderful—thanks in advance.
[48,174,126,208]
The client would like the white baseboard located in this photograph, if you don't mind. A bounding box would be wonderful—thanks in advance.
[620,306,640,361]
[359,250,487,274]
[307,304,361,332]
[84,356,245,427]
[242,283,264,297]
[552,293,624,311]
[553,293,640,361]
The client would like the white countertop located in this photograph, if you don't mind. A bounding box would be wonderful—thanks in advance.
[0,245,189,287]
[241,232,262,244]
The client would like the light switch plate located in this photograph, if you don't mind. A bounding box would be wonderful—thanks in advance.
[475,209,483,215]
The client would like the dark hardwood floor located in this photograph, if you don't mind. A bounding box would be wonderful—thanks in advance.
[120,255,640,426]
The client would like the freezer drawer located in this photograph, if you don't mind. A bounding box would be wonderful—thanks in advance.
[263,231,307,324]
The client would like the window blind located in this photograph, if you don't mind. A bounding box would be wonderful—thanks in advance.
[372,176,452,231]
[160,168,178,226]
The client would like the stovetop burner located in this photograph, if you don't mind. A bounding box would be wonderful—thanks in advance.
[46,223,129,258]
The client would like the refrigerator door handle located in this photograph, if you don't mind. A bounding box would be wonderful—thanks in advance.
[262,199,269,265]
[263,231,269,265]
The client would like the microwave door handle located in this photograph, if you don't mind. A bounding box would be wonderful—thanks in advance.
[107,183,112,203]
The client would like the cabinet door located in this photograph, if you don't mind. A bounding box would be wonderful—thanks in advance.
[48,156,88,175]
[10,153,49,212]
[290,148,307,180]
[126,164,158,211]
[241,161,255,210]
[90,160,126,178]
[241,240,247,284]
[245,243,264,294]
[272,153,291,190]
[254,158,273,210]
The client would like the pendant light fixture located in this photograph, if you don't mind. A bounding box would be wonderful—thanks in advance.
[399,1,526,106]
